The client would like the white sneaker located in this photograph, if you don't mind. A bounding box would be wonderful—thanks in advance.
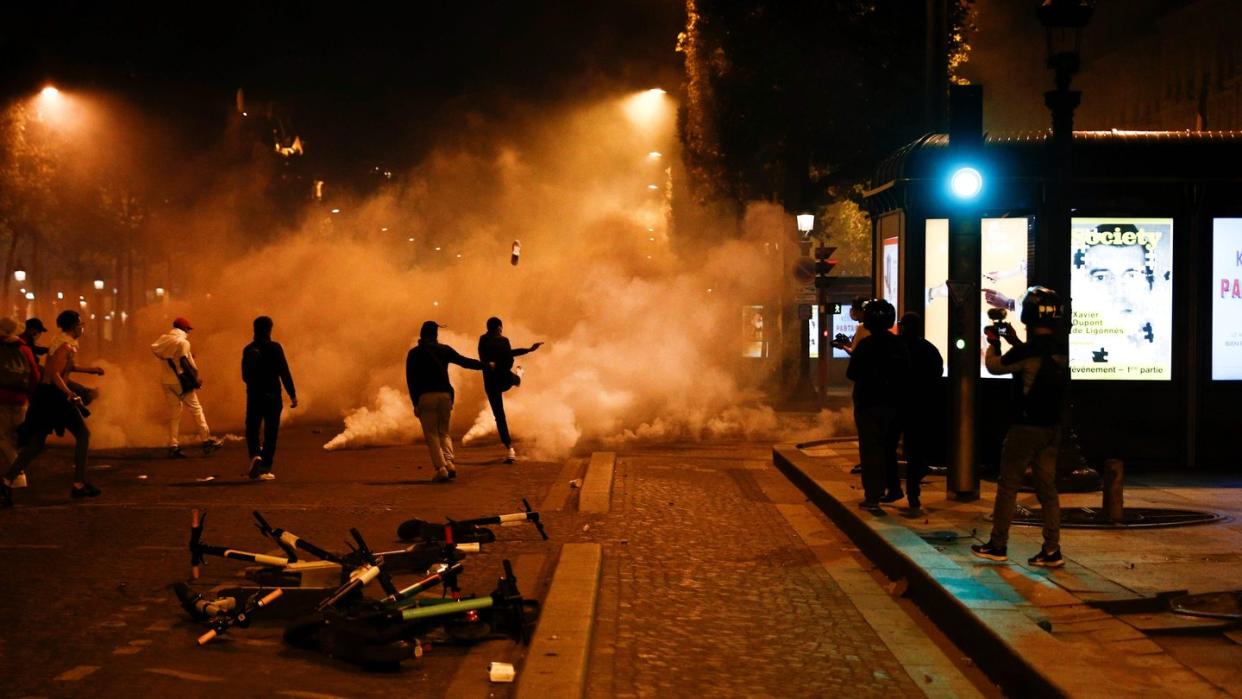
[258,472,276,481]
[505,447,516,463]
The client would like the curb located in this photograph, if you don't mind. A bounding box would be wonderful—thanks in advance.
[773,444,1072,698]
[515,543,602,699]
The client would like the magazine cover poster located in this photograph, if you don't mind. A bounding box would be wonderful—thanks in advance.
[1213,219,1242,380]
[1070,217,1174,381]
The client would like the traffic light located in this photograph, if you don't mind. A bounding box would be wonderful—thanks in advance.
[948,165,984,201]
[813,246,837,289]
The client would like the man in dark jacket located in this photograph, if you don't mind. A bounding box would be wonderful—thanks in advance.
[846,299,911,509]
[406,321,484,482]
[18,318,48,364]
[242,316,297,480]
[478,317,543,463]
[897,312,943,512]
[972,287,1070,568]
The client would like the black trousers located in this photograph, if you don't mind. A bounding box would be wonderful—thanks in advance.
[855,403,901,501]
[245,393,283,470]
[899,409,929,504]
[485,386,511,447]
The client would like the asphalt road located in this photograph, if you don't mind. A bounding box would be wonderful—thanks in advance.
[0,424,563,699]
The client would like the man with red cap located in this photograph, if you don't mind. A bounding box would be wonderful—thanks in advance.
[151,317,224,458]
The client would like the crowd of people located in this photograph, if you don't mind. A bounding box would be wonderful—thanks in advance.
[843,288,1070,568]
[0,312,541,505]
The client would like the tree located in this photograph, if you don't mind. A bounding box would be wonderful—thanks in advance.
[0,103,60,301]
[678,0,974,213]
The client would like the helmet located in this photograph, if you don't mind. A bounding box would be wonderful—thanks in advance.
[861,298,896,332]
[1019,286,1063,328]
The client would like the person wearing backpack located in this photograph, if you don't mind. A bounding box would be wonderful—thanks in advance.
[151,318,225,459]
[406,321,484,482]
[846,299,911,509]
[0,317,39,488]
[1,310,102,505]
[242,316,297,480]
[478,317,543,463]
[972,286,1070,568]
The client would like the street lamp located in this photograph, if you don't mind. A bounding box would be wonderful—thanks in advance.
[93,279,105,353]
[13,268,26,283]
[1039,0,1097,489]
[796,214,815,240]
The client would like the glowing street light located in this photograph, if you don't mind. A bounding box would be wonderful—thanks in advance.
[40,85,60,100]
[13,268,26,283]
[796,214,815,236]
[93,279,105,291]
[624,88,670,129]
[330,208,341,214]
[648,151,662,159]
[647,184,659,190]
[24,292,34,301]
[154,287,166,297]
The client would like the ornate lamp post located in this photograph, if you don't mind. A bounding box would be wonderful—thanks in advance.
[1036,0,1093,295]
[1038,1,1100,491]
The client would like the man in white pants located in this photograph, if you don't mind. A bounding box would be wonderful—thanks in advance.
[151,317,223,458]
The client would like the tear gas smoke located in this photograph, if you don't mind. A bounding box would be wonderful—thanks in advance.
[68,95,851,455]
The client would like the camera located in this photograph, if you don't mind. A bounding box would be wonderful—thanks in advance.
[984,307,1011,344]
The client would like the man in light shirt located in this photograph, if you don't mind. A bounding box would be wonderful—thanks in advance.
[151,317,223,458]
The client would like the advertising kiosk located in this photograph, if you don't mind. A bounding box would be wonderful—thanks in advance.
[863,131,1242,469]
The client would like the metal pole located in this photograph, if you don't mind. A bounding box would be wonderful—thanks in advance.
[816,289,829,398]
[946,215,981,499]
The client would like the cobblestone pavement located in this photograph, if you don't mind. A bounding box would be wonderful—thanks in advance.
[585,444,928,698]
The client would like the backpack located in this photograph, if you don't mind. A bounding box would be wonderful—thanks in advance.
[1019,350,1069,426]
[0,344,31,393]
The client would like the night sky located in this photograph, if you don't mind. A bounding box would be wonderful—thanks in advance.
[3,1,684,180]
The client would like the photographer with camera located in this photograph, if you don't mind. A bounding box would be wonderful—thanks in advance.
[0,311,102,505]
[846,299,910,509]
[971,287,1069,568]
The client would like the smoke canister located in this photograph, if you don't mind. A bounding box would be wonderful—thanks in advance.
[511,240,521,266]
[488,662,516,683]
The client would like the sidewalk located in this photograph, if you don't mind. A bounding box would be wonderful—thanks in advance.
[774,442,1242,698]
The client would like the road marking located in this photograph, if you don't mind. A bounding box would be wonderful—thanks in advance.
[144,668,224,683]
[54,665,100,681]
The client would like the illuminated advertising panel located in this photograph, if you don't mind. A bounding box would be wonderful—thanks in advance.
[1070,218,1173,380]
[833,308,858,359]
[742,305,766,358]
[881,236,899,305]
[1213,219,1242,380]
[924,218,1030,377]
[808,310,818,359]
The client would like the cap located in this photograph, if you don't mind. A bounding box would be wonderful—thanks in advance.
[419,320,444,340]
[24,318,47,333]
[173,317,193,331]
